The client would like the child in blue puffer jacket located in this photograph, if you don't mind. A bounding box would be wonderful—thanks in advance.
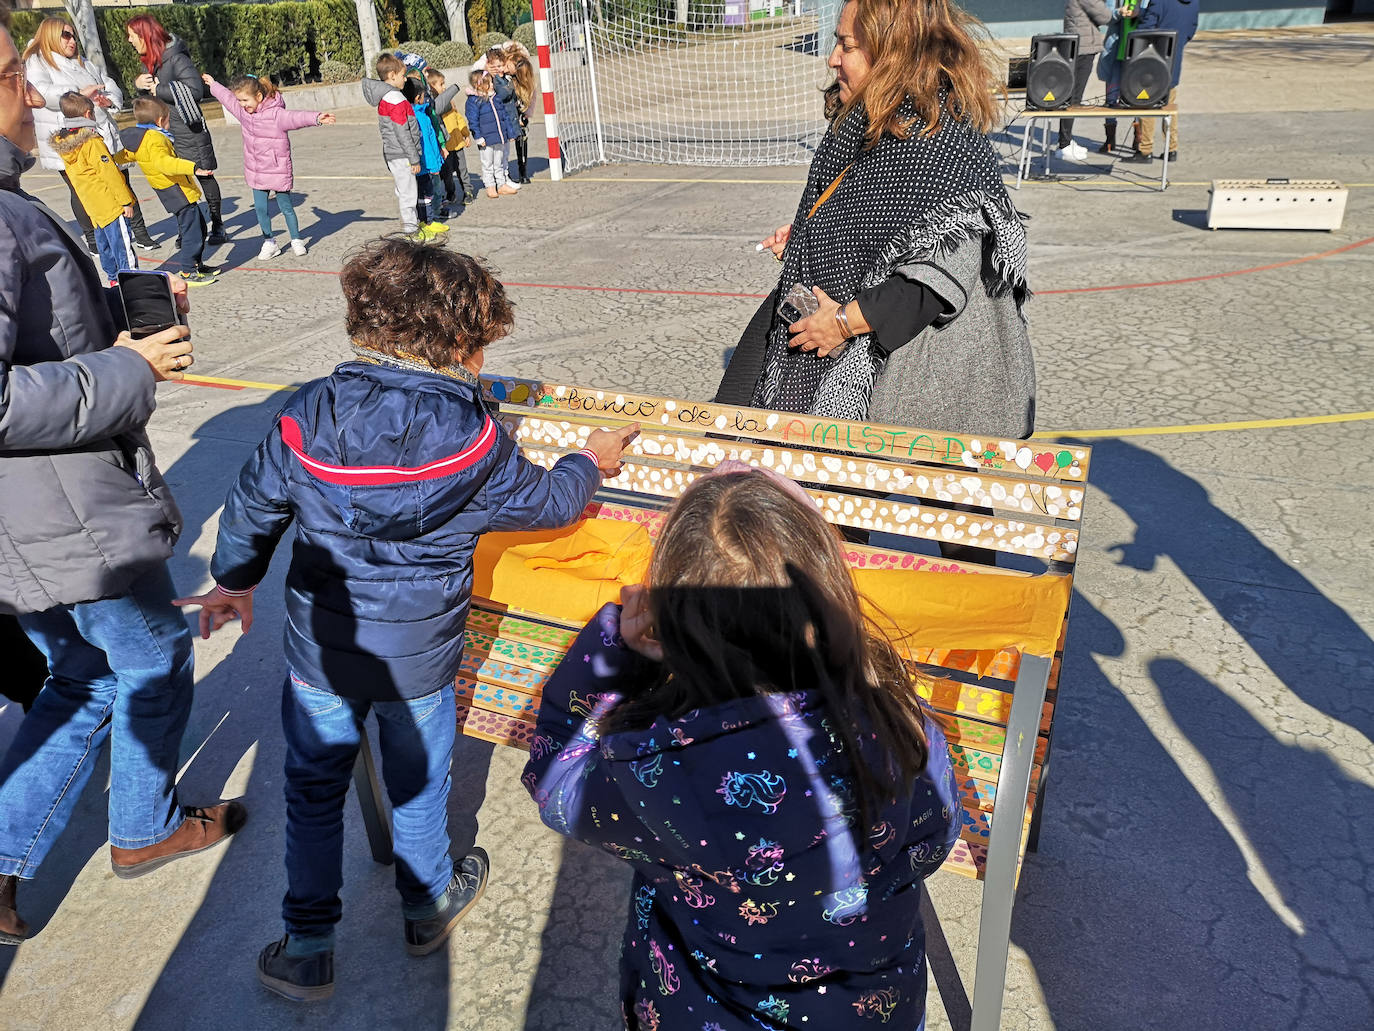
[177,238,638,1004]
[466,68,518,199]
[525,466,963,1031]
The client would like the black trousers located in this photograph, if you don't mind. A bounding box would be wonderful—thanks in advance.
[1058,52,1099,146]
[438,150,472,203]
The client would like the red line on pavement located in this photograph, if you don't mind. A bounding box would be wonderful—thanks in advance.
[209,233,1374,299]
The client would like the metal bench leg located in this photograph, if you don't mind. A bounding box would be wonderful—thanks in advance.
[1159,116,1171,190]
[353,720,394,865]
[970,653,1052,1031]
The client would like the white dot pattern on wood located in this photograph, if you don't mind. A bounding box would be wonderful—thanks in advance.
[512,438,1079,563]
[501,415,1086,524]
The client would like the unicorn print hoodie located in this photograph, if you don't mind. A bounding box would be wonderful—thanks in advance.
[525,602,963,1030]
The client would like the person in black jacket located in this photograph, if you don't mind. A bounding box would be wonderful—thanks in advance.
[125,14,226,242]
[0,1,245,947]
[1123,0,1197,162]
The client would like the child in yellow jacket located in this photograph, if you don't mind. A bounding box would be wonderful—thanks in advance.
[425,68,476,214]
[117,96,220,286]
[50,92,137,285]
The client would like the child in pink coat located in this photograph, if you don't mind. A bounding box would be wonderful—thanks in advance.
[203,73,335,258]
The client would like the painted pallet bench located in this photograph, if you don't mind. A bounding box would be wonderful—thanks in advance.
[354,377,1088,1031]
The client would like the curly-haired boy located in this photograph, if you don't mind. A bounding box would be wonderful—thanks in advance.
[177,238,637,1001]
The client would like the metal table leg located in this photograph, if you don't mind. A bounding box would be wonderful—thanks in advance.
[1159,115,1171,190]
[1015,117,1031,189]
[353,720,394,865]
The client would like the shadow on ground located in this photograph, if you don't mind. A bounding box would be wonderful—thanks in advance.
[1011,439,1374,1030]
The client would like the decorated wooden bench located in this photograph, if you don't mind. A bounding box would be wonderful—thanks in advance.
[353,377,1089,1031]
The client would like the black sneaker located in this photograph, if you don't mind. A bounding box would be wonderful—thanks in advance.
[1122,151,1153,164]
[1164,151,1178,162]
[404,848,489,956]
[257,936,334,1002]
[133,236,159,252]
[206,225,228,246]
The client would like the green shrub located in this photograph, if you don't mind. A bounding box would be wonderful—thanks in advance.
[474,31,509,54]
[319,58,360,84]
[87,1,363,97]
[398,39,441,67]
[10,11,46,54]
[399,0,447,43]
[434,40,474,69]
[512,22,537,52]
[466,0,489,39]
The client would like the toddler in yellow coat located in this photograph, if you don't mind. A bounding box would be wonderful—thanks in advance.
[49,91,136,284]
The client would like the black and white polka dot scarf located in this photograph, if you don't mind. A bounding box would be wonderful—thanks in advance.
[752,96,1029,420]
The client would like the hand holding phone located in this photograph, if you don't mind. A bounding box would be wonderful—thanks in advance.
[777,282,819,325]
[117,270,186,339]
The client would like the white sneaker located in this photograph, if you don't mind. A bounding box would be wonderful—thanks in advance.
[289,239,307,256]
[1057,143,1088,162]
[259,239,282,260]
[1071,142,1088,160]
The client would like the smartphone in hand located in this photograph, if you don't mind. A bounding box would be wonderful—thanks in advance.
[777,282,819,326]
[117,270,186,340]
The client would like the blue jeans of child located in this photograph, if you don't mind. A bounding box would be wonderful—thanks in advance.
[252,188,300,239]
[93,215,137,283]
[281,673,456,942]
[172,202,207,272]
[0,564,195,877]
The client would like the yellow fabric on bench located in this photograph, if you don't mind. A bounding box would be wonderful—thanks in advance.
[473,518,1071,663]
[473,518,654,624]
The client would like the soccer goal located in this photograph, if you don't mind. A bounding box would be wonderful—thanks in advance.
[538,0,842,173]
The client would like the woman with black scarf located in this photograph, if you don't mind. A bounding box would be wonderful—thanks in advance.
[717,0,1035,443]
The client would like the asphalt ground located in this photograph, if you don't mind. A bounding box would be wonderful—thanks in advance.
[0,25,1371,1031]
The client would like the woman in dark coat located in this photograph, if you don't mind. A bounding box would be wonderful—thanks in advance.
[126,14,225,242]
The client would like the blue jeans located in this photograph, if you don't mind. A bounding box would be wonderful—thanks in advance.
[0,564,194,877]
[281,673,456,941]
[252,188,300,240]
[93,215,137,283]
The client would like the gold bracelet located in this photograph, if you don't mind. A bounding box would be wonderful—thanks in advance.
[835,304,855,339]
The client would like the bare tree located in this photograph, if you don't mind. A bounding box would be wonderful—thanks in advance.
[441,0,469,44]
[62,0,108,78]
[356,0,383,73]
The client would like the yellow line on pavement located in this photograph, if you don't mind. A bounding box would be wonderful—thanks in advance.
[179,376,1374,437]
[1034,410,1374,438]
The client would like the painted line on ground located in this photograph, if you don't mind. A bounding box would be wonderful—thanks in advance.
[178,376,1374,437]
[206,231,1374,300]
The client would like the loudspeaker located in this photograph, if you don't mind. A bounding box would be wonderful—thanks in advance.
[1025,34,1077,111]
[1120,30,1176,108]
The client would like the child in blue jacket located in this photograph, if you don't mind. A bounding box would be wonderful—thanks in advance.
[524,467,963,1030]
[466,69,518,199]
[178,238,637,1003]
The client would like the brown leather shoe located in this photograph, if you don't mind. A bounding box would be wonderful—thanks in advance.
[0,874,29,946]
[110,802,247,879]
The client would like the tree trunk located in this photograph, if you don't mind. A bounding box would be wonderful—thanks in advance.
[356,0,384,75]
[62,0,108,79]
[442,0,469,44]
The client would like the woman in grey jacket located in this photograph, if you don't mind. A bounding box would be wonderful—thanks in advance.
[0,7,245,946]
[1058,0,1114,158]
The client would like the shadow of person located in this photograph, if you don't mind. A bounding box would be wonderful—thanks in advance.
[1149,656,1374,1023]
[160,390,298,588]
[1067,437,1374,743]
[1007,590,1340,1030]
[133,541,488,1026]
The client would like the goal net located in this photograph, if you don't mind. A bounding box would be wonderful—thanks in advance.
[542,0,842,172]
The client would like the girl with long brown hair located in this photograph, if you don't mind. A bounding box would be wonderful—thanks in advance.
[524,467,962,1030]
[502,41,535,183]
[718,0,1035,451]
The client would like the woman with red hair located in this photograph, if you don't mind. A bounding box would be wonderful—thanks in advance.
[126,14,225,243]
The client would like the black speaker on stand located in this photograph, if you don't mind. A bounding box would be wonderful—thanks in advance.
[1025,34,1078,111]
[1120,30,1176,108]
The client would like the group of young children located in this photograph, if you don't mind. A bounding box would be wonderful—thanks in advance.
[361,43,534,241]
[165,229,963,1025]
[49,43,535,281]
